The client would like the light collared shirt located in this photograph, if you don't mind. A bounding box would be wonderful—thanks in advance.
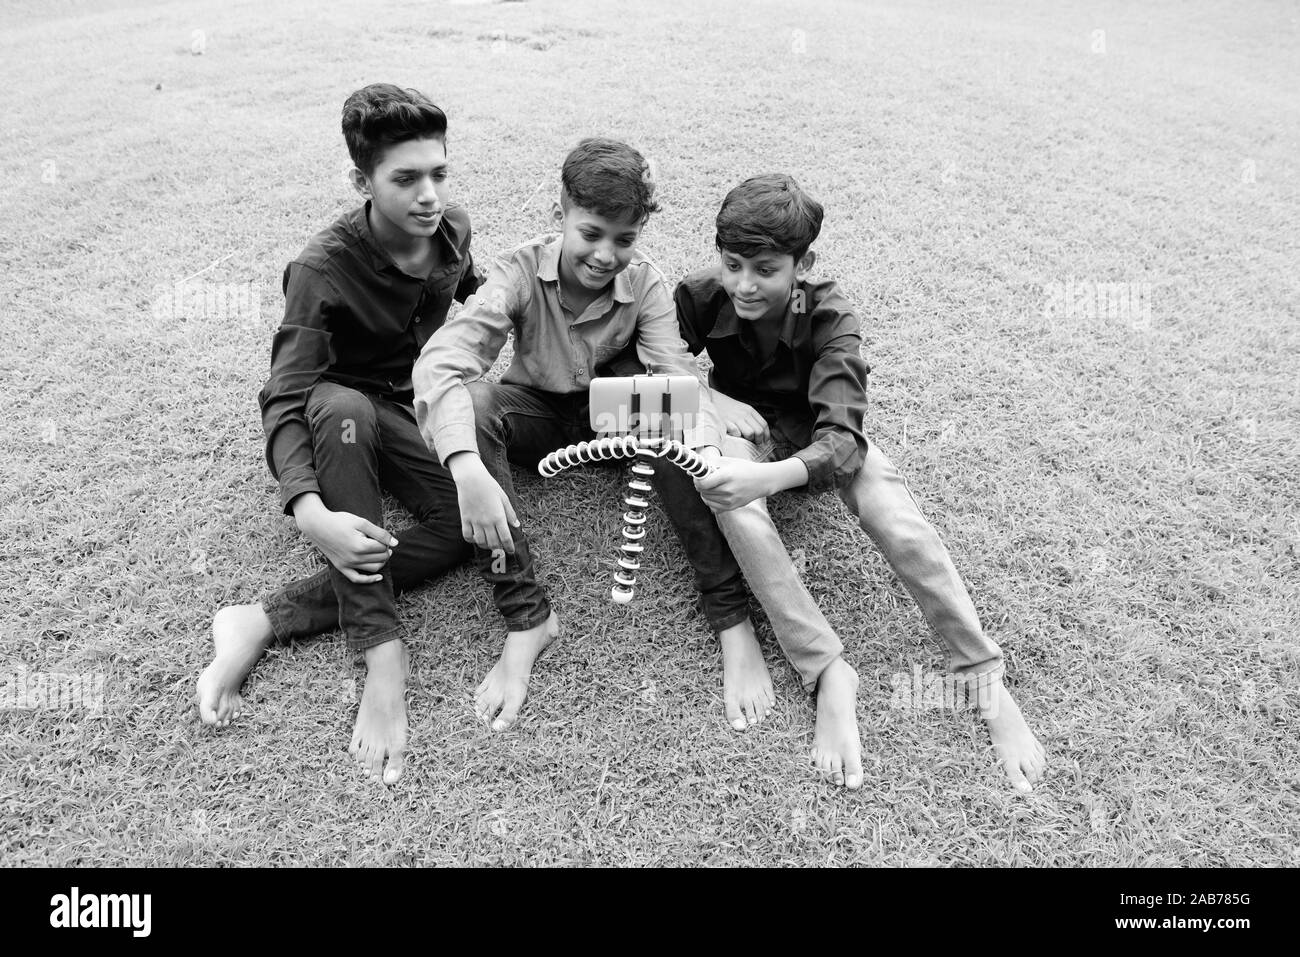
[414,233,721,463]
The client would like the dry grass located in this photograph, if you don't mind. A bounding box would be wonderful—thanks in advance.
[1,0,1297,866]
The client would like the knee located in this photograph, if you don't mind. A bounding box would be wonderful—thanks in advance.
[307,386,377,444]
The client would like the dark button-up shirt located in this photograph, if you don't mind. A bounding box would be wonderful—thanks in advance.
[259,202,481,512]
[674,266,870,492]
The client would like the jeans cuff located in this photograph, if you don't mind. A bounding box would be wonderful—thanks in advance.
[346,625,403,654]
[708,607,751,634]
[499,601,552,632]
[262,571,329,645]
[949,663,1006,701]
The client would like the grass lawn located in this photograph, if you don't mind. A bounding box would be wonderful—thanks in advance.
[1,0,1297,866]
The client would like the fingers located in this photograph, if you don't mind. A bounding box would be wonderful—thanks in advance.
[491,516,516,554]
[740,417,769,443]
[356,518,399,548]
[694,469,725,491]
[339,566,383,585]
[463,518,516,554]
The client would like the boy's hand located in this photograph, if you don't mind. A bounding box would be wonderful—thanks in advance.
[448,453,519,554]
[293,495,398,585]
[713,392,769,443]
[694,458,776,511]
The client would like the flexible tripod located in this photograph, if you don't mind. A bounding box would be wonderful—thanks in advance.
[536,375,711,603]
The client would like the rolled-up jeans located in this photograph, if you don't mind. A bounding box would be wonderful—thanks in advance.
[705,433,1004,695]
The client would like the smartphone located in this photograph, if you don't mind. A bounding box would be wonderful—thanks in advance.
[588,375,700,438]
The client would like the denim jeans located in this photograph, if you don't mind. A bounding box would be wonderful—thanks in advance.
[461,380,612,631]
[262,382,473,652]
[661,430,1005,694]
[650,461,753,632]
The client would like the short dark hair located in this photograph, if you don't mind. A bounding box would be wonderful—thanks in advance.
[715,173,824,260]
[560,137,661,223]
[342,84,447,176]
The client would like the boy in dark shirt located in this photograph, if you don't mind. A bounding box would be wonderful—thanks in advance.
[660,174,1047,792]
[197,85,486,786]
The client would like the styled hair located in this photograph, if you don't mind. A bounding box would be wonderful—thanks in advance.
[715,173,824,260]
[560,137,661,223]
[342,84,447,176]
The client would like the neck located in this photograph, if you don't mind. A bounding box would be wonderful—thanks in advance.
[557,258,597,308]
[367,204,427,261]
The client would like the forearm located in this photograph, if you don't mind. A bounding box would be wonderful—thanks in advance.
[766,456,810,495]
[412,283,515,460]
[289,491,327,532]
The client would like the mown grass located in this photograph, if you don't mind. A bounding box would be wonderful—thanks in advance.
[1,0,1296,866]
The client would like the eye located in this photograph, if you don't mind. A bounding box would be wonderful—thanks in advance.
[433,171,448,182]
[580,231,599,241]
[759,268,774,276]
[616,238,634,248]
[395,177,413,186]
[725,262,740,271]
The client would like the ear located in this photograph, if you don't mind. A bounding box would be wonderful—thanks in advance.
[795,250,816,279]
[550,199,564,229]
[349,167,372,199]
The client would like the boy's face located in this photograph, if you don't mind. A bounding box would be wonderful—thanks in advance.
[555,202,643,292]
[718,247,813,323]
[351,136,449,242]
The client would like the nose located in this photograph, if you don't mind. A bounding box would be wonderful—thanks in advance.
[737,274,758,295]
[416,177,441,206]
[591,243,614,265]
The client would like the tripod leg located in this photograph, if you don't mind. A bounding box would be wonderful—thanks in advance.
[612,451,656,603]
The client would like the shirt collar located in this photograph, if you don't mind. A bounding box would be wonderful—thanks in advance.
[707,285,800,348]
[536,234,635,305]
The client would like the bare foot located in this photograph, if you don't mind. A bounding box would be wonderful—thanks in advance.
[196,604,274,728]
[810,657,862,789]
[718,619,775,731]
[475,611,559,731]
[349,639,408,785]
[982,681,1046,793]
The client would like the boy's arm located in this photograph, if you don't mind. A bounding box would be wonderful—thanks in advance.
[258,262,400,582]
[791,302,870,493]
[259,263,336,514]
[695,296,868,510]
[412,259,519,463]
[634,276,723,450]
[412,260,523,554]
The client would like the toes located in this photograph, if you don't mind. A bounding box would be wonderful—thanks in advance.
[491,690,524,732]
[724,696,746,732]
[475,686,500,724]
[844,752,864,791]
[828,753,844,787]
[743,698,759,727]
[1006,760,1032,793]
[383,752,404,785]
